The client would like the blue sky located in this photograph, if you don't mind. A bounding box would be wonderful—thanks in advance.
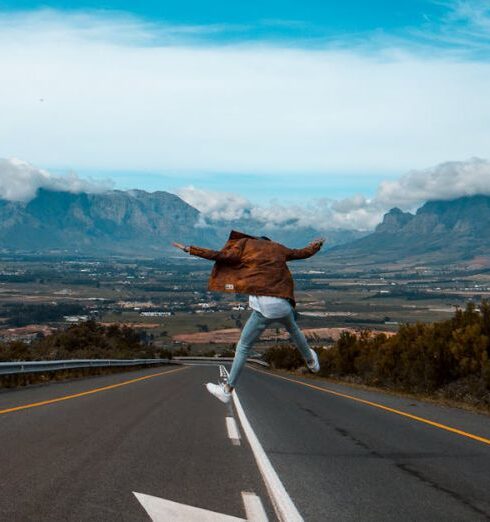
[1,1,489,228]
[67,169,394,201]
[0,1,480,52]
[0,1,449,37]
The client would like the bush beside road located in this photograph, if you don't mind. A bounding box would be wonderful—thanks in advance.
[0,320,172,388]
[265,301,490,411]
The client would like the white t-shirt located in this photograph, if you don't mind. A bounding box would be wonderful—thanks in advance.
[248,295,292,319]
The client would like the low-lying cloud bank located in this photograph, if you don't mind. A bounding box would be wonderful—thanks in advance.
[377,158,490,208]
[2,157,489,231]
[176,158,490,231]
[0,158,112,201]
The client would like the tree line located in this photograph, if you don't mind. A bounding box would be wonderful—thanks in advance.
[0,303,87,327]
[0,320,171,361]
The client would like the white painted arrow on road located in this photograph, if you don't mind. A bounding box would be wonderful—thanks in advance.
[134,491,268,522]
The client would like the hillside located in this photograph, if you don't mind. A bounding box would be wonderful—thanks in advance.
[325,195,490,267]
[0,188,361,256]
[0,189,213,255]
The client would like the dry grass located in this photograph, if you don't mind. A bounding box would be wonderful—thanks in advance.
[173,326,395,344]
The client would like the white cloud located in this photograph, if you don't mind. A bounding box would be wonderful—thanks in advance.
[175,186,251,221]
[315,157,490,228]
[422,0,490,52]
[2,155,488,231]
[176,158,490,231]
[176,185,382,231]
[376,157,490,208]
[0,9,489,175]
[0,158,112,201]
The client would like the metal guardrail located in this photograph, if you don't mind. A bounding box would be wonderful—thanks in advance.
[172,356,269,368]
[0,358,173,376]
[0,356,269,376]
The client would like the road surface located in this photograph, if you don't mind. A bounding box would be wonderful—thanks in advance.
[0,363,489,521]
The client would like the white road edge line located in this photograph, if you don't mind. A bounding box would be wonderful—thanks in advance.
[226,416,241,446]
[220,366,303,522]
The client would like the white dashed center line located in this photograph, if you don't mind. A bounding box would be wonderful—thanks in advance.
[219,364,303,522]
[226,416,241,445]
[241,492,268,522]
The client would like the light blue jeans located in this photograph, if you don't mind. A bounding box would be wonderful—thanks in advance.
[227,309,312,388]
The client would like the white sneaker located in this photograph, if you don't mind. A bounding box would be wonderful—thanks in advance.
[206,382,231,404]
[306,349,320,373]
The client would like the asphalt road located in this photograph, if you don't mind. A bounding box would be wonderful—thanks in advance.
[1,364,490,521]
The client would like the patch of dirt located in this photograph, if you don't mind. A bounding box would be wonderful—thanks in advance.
[99,322,160,329]
[173,326,394,344]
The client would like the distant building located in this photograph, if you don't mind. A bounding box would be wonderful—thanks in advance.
[118,301,155,309]
[64,315,89,323]
[140,311,172,317]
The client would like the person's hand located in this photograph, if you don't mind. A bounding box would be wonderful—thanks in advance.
[172,242,190,253]
[310,237,325,248]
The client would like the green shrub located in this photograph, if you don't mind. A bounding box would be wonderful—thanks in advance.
[0,320,171,362]
[263,344,305,370]
[265,301,490,407]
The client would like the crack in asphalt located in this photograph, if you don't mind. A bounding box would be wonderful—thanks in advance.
[297,403,490,521]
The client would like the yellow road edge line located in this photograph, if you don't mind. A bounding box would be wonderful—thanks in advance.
[0,366,188,415]
[252,367,490,446]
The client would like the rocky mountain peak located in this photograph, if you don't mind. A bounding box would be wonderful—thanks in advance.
[375,207,414,234]
[326,194,490,267]
[0,188,210,254]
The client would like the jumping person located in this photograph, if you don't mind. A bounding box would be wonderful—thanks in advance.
[172,230,325,403]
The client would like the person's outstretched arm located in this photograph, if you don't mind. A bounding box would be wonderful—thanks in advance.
[172,240,244,264]
[284,238,325,261]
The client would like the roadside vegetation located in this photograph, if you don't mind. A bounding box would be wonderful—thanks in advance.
[0,321,172,387]
[265,301,490,410]
[0,303,87,327]
[0,320,171,361]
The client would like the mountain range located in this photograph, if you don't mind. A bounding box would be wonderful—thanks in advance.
[0,188,362,255]
[1,188,489,267]
[325,195,490,268]
[0,189,210,255]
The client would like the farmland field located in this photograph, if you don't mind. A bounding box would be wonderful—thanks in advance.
[0,253,488,353]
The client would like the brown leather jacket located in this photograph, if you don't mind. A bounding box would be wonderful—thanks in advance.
[189,230,322,307]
